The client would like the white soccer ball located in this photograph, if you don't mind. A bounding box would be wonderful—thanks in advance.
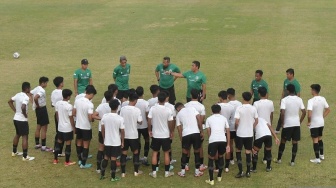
[13,52,20,59]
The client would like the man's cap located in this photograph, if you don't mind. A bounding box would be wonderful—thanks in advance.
[120,56,127,61]
[81,59,89,64]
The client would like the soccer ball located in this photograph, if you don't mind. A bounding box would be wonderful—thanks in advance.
[13,52,20,59]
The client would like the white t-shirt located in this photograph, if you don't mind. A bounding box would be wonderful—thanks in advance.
[95,103,111,132]
[228,100,242,131]
[164,102,176,117]
[31,86,47,110]
[147,97,158,110]
[253,99,274,124]
[218,102,235,131]
[11,92,29,121]
[176,107,200,137]
[120,105,142,139]
[55,101,73,133]
[135,99,149,129]
[101,97,121,112]
[121,101,129,108]
[148,104,173,138]
[51,89,63,107]
[234,104,258,137]
[307,96,329,128]
[75,93,86,102]
[74,97,94,130]
[101,113,125,146]
[280,96,305,128]
[206,114,229,143]
[185,101,206,116]
[255,118,271,140]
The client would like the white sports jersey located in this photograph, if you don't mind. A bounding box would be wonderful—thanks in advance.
[74,97,94,130]
[281,95,305,128]
[228,100,242,131]
[121,101,129,108]
[164,102,176,117]
[148,104,173,138]
[218,102,235,131]
[206,114,229,143]
[95,103,111,132]
[55,101,73,133]
[255,118,271,140]
[135,99,149,129]
[147,97,158,110]
[185,101,206,116]
[11,92,29,121]
[176,107,200,137]
[31,86,47,110]
[101,97,121,112]
[51,89,63,107]
[120,105,142,139]
[253,99,274,124]
[101,113,125,146]
[235,104,258,137]
[307,96,329,128]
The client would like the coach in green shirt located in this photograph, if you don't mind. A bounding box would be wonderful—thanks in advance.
[73,59,92,95]
[155,56,180,104]
[113,56,131,100]
[171,60,206,103]
[250,70,269,103]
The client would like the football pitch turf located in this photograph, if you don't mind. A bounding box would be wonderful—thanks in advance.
[1,0,336,187]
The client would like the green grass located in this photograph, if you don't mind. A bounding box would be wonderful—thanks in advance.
[1,0,336,187]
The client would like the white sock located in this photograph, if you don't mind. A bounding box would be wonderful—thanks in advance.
[181,169,185,174]
[195,169,200,174]
[165,171,169,175]
[153,171,156,175]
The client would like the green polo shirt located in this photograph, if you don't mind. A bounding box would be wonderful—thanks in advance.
[283,78,300,97]
[182,70,206,98]
[113,64,131,91]
[73,68,92,94]
[155,63,180,89]
[251,79,269,100]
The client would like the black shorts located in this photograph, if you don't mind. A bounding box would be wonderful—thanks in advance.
[138,128,149,140]
[116,90,129,100]
[123,139,139,152]
[76,128,92,141]
[310,127,324,138]
[98,131,104,144]
[13,120,29,136]
[235,137,253,150]
[281,127,300,141]
[58,131,74,141]
[182,133,201,150]
[35,106,49,125]
[208,142,227,157]
[104,146,121,158]
[159,86,176,105]
[230,131,237,140]
[254,135,272,149]
[151,138,171,152]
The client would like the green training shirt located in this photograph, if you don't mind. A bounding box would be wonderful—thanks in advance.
[182,70,206,98]
[155,63,180,89]
[73,68,92,94]
[113,64,131,91]
[283,78,300,97]
[251,79,269,100]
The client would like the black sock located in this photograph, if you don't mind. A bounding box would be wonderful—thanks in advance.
[246,153,251,173]
[186,156,190,164]
[101,159,108,176]
[54,134,58,150]
[278,143,285,160]
[194,152,200,169]
[318,140,324,155]
[82,148,89,165]
[121,154,127,173]
[54,142,59,160]
[59,141,64,154]
[133,153,140,173]
[13,144,17,153]
[111,160,117,178]
[97,151,104,170]
[291,143,298,162]
[252,152,258,170]
[263,147,267,161]
[218,156,224,177]
[76,146,83,161]
[144,141,149,157]
[35,137,40,145]
[215,160,219,170]
[152,164,156,172]
[208,158,214,181]
[181,153,187,169]
[225,159,230,168]
[41,139,46,147]
[165,164,170,172]
[65,145,71,163]
[23,149,28,158]
[200,157,204,165]
[265,150,272,168]
[236,152,242,173]
[230,152,233,160]
[313,143,319,159]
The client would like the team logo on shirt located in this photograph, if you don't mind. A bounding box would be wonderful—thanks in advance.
[195,76,199,80]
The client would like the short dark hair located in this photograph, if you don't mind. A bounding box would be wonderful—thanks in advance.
[218,90,228,100]
[192,60,201,69]
[242,92,252,101]
[53,76,64,87]
[22,82,30,91]
[163,56,170,62]
[286,68,295,76]
[211,104,221,114]
[227,88,235,96]
[174,102,184,111]
[125,88,136,99]
[107,84,118,92]
[39,76,49,84]
[310,84,321,93]
[85,85,95,91]
[258,87,267,97]
[109,99,120,111]
[136,86,144,97]
[104,90,113,102]
[129,92,139,102]
[62,89,73,99]
[190,89,199,99]
[86,86,97,95]
[286,84,296,94]
[150,85,160,95]
[158,92,167,103]
[162,90,170,98]
[255,70,263,76]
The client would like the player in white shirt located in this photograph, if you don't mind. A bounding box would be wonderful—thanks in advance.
[204,104,230,186]
[147,85,160,109]
[92,91,113,173]
[100,99,125,182]
[175,102,203,177]
[101,84,118,104]
[8,82,35,161]
[148,92,174,178]
[73,86,96,169]
[217,90,234,172]
[31,76,52,151]
[53,89,76,166]
[251,118,279,172]
[275,84,306,166]
[227,88,242,165]
[234,92,258,178]
[307,84,330,164]
[119,92,143,177]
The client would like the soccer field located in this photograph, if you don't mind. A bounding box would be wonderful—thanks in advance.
[1,0,336,187]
